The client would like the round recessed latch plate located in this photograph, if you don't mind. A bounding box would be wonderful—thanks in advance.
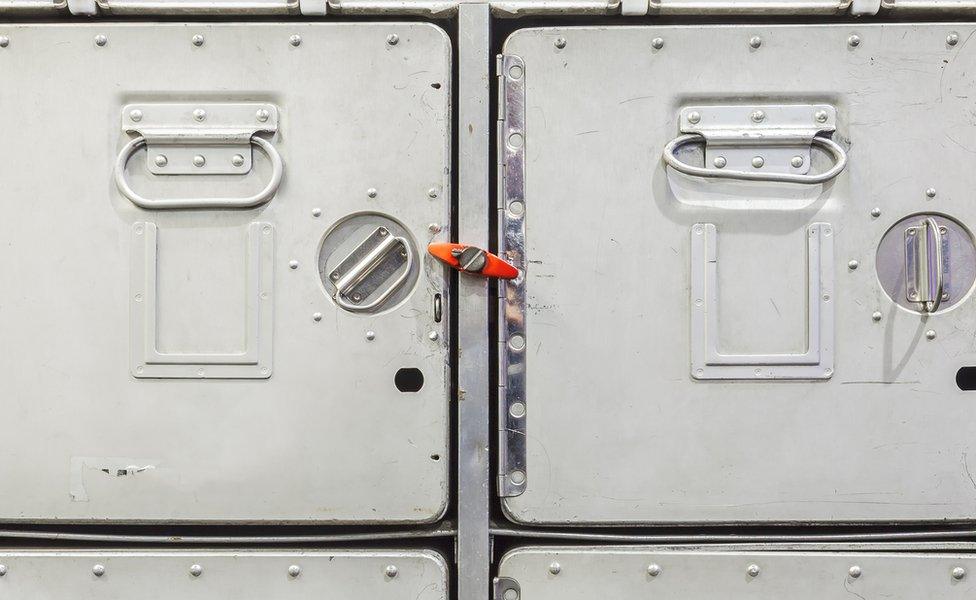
[318,213,419,314]
[876,213,976,314]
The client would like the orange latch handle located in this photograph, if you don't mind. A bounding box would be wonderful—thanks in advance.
[427,243,519,280]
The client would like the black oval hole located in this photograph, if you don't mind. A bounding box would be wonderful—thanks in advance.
[395,368,424,393]
[957,367,976,390]
[431,82,442,89]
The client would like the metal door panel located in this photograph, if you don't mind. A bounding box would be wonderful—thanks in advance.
[0,549,447,599]
[500,23,976,524]
[497,546,974,600]
[0,22,450,523]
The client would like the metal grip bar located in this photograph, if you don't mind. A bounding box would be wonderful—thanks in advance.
[115,135,283,209]
[333,233,414,313]
[663,133,848,184]
[919,217,945,314]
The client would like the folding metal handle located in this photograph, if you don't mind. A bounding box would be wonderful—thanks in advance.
[115,135,284,210]
[910,217,945,314]
[333,230,414,313]
[663,133,848,184]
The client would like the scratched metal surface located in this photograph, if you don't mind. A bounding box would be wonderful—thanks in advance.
[502,23,976,524]
[0,22,451,523]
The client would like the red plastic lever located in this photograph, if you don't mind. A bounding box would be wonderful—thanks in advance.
[427,243,519,280]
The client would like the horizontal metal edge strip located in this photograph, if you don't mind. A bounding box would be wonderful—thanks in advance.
[490,527,976,544]
[0,528,456,544]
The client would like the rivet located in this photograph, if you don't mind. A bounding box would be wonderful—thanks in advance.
[386,34,399,46]
[849,565,862,578]
[192,155,206,168]
[503,589,519,600]
[509,64,523,79]
[509,334,526,351]
[290,34,302,47]
[312,312,323,322]
[647,564,661,577]
[428,223,442,233]
[713,156,727,169]
[651,37,664,50]
[0,565,7,576]
[815,110,829,123]
[190,564,203,577]
[352,293,363,302]
[870,207,882,218]
[365,330,376,341]
[751,110,766,123]
[926,329,937,340]
[367,188,378,198]
[749,36,762,49]
[872,311,882,322]
[947,33,960,46]
[154,155,168,167]
[312,208,322,217]
[510,470,526,485]
[549,562,561,575]
[687,111,701,124]
[256,109,271,122]
[848,259,859,270]
[289,260,299,270]
[554,37,567,49]
[0,36,8,48]
[232,154,245,167]
[427,187,439,199]
[952,567,966,580]
[791,156,804,168]
[94,34,107,47]
[92,564,106,577]
[385,565,398,578]
[926,187,937,198]
[509,200,525,215]
[192,34,205,47]
[129,109,144,122]
[848,34,861,48]
[751,156,765,169]
[510,402,526,418]
[428,331,439,341]
[288,565,301,578]
[747,564,760,577]
[193,108,207,122]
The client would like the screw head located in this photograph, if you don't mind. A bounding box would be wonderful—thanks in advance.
[647,564,661,577]
[713,156,727,169]
[288,260,299,270]
[848,259,859,270]
[367,188,378,198]
[192,34,205,46]
[554,37,567,49]
[192,155,206,168]
[870,207,882,218]
[290,34,302,47]
[952,567,966,580]
[154,155,169,167]
[193,108,207,122]
[190,564,203,577]
[791,156,804,168]
[428,331,439,341]
[751,156,765,169]
[510,470,526,485]
[926,187,937,198]
[872,311,882,322]
[129,109,144,122]
[94,34,107,47]
[848,34,861,47]
[926,329,937,340]
[256,109,270,122]
[288,565,301,578]
[548,562,561,575]
[0,36,9,48]
[428,223,442,234]
[849,565,862,578]
[312,312,323,322]
[385,565,398,578]
[651,37,664,50]
[750,110,766,123]
[232,154,245,167]
[386,33,399,46]
[749,36,762,49]
[815,110,829,123]
[92,564,106,577]
[0,565,7,576]
[747,564,761,577]
[687,111,701,124]
[427,187,439,199]
[365,330,376,341]
[312,208,322,217]
[948,33,960,46]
